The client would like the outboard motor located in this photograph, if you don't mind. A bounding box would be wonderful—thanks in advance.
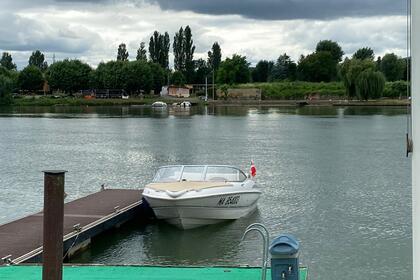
[269,234,300,280]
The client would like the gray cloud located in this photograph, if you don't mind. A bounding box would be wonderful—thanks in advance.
[0,1,408,70]
[0,13,100,53]
[146,0,405,20]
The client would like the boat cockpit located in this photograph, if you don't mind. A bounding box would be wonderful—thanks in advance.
[152,165,248,183]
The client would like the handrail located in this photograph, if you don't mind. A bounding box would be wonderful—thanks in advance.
[246,223,270,264]
[241,227,268,280]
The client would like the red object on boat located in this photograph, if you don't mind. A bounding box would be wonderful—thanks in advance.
[250,161,256,177]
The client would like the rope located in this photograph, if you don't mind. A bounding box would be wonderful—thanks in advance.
[63,228,82,260]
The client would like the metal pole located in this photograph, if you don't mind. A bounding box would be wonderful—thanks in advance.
[42,170,66,280]
[212,70,215,100]
[205,76,208,102]
[412,0,420,278]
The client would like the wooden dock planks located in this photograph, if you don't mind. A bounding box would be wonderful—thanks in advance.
[0,189,143,264]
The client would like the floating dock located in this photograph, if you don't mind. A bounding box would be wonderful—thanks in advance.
[0,189,144,265]
[0,265,308,280]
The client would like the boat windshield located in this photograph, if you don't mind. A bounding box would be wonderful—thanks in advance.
[153,165,247,183]
[153,166,183,182]
[205,166,247,182]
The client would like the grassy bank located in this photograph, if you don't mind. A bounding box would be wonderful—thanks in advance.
[10,97,171,106]
[234,81,409,100]
[4,81,409,107]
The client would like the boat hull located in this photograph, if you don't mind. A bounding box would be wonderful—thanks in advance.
[144,191,261,229]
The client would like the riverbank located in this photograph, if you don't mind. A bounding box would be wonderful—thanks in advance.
[6,96,410,107]
[208,99,410,107]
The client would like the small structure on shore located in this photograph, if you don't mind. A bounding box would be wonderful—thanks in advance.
[161,85,192,98]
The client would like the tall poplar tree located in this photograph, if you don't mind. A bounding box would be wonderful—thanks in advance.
[183,26,195,83]
[173,27,184,72]
[149,31,170,69]
[117,43,129,61]
[162,32,170,69]
[207,42,221,72]
[173,26,195,83]
[136,42,147,61]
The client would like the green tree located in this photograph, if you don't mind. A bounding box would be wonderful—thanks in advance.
[0,75,13,105]
[217,54,250,84]
[183,26,195,83]
[149,31,161,65]
[353,47,375,60]
[148,62,165,94]
[356,69,385,100]
[162,32,170,69]
[18,65,44,91]
[173,27,185,72]
[136,42,147,61]
[47,59,92,92]
[193,58,210,84]
[171,71,186,86]
[91,60,125,89]
[117,43,129,61]
[252,60,273,82]
[122,61,153,94]
[207,42,222,76]
[149,31,170,69]
[0,66,18,89]
[380,53,405,81]
[28,50,48,71]
[340,58,376,98]
[402,57,410,81]
[173,26,195,83]
[376,56,382,70]
[270,53,297,81]
[315,40,344,62]
[297,51,337,82]
[0,52,16,70]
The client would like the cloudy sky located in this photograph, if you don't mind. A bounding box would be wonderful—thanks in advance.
[0,0,408,69]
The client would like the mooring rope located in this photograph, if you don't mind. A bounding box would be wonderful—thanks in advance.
[62,227,82,261]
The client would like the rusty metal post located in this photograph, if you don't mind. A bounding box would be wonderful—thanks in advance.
[42,170,66,280]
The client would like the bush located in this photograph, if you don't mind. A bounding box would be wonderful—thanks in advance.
[236,81,345,100]
[383,81,409,99]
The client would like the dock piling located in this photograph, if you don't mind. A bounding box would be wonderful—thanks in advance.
[42,170,66,280]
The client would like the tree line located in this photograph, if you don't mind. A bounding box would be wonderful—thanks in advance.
[0,25,410,103]
[248,41,408,100]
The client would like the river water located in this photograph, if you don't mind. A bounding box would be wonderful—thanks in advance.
[0,105,411,280]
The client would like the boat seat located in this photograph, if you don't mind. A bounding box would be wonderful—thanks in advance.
[146,181,232,192]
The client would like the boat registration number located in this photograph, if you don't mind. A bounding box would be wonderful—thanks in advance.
[217,195,240,206]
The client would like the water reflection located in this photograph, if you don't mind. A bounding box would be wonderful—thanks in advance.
[0,105,408,118]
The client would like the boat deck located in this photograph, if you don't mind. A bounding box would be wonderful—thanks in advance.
[0,265,308,280]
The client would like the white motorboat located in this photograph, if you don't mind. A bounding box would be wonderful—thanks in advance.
[180,101,191,107]
[142,165,261,229]
[151,101,167,108]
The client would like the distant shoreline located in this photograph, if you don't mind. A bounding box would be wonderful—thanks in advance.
[4,96,410,107]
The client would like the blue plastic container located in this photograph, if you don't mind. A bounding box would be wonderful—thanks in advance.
[269,234,300,280]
